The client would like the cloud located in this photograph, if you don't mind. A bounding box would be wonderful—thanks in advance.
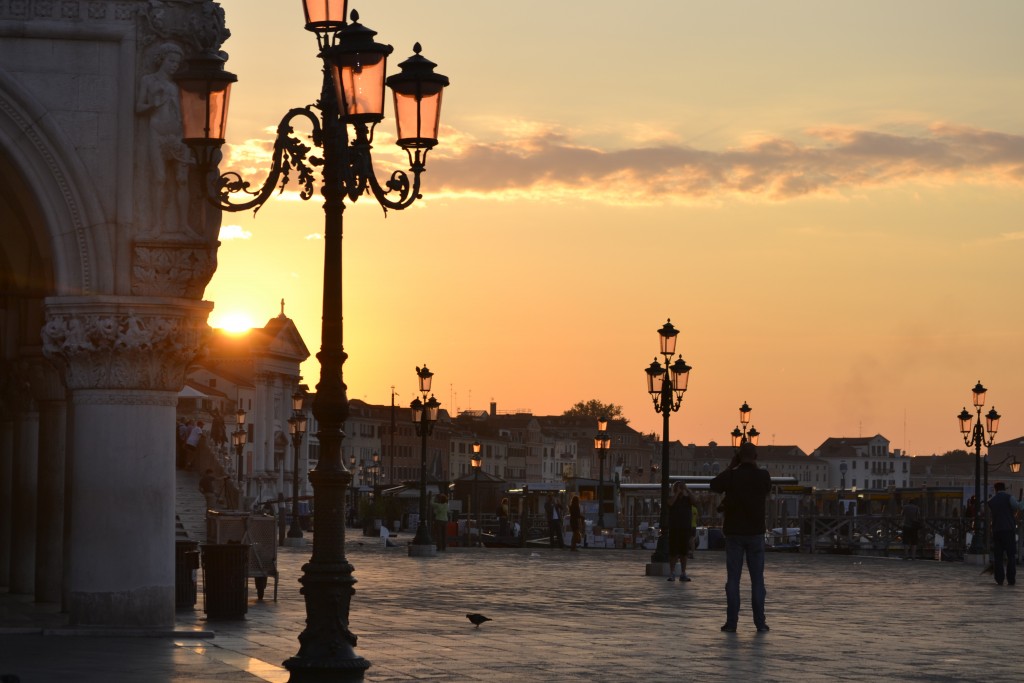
[221,121,1024,206]
[219,224,252,240]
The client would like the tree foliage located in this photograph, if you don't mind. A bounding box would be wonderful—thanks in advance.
[563,399,628,424]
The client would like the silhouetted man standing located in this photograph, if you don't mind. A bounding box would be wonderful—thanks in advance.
[987,481,1020,586]
[710,441,772,633]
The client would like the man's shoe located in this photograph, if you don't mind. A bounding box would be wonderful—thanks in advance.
[756,624,770,632]
[720,624,736,633]
[667,576,676,582]
[680,575,692,582]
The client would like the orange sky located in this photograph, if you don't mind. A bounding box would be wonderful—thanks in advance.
[205,1,1024,456]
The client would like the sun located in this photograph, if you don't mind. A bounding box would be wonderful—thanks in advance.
[212,310,255,335]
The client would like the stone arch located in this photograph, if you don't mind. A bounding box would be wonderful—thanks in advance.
[0,67,110,299]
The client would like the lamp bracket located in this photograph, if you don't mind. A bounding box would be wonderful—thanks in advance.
[203,107,323,214]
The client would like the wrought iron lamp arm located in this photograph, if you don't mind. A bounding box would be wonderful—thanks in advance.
[348,124,425,212]
[209,106,324,214]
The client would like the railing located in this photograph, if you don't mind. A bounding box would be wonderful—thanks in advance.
[804,515,969,559]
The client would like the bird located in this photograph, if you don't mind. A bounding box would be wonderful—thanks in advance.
[466,613,491,628]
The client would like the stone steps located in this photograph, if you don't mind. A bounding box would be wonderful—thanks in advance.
[175,468,207,543]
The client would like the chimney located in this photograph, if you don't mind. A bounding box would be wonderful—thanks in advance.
[490,401,497,417]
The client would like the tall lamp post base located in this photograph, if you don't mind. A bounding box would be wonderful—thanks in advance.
[408,544,437,557]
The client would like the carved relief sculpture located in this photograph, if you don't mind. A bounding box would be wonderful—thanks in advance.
[131,0,230,299]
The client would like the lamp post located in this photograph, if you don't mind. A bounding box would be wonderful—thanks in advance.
[471,441,482,547]
[839,460,847,491]
[730,401,760,451]
[644,319,692,570]
[409,365,440,556]
[232,408,247,509]
[958,381,1001,556]
[371,452,380,488]
[594,417,611,531]
[286,392,308,544]
[174,3,449,677]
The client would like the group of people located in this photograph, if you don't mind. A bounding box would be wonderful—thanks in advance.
[176,419,204,471]
[544,493,585,551]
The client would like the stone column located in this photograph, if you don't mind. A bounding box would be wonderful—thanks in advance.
[7,360,38,593]
[30,361,68,604]
[43,296,209,628]
[0,414,12,587]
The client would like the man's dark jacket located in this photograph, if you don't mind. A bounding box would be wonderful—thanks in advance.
[709,462,772,536]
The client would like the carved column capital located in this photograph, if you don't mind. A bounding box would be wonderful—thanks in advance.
[41,296,213,392]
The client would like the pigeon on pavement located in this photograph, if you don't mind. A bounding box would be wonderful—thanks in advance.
[466,613,491,628]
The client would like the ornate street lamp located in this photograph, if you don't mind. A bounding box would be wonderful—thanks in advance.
[232,407,247,499]
[958,380,1001,556]
[644,319,692,570]
[471,441,483,547]
[287,392,308,542]
[594,417,611,531]
[730,401,760,450]
[409,365,441,556]
[175,3,449,678]
[371,452,380,488]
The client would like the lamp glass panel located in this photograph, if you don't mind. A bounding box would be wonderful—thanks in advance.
[659,330,677,355]
[1011,461,1021,474]
[958,409,972,434]
[986,410,1000,434]
[296,415,308,434]
[331,53,387,120]
[731,429,742,448]
[646,361,664,395]
[670,364,690,392]
[393,88,443,146]
[748,429,760,446]
[303,0,347,27]
[178,81,231,141]
[236,409,246,426]
[972,384,986,407]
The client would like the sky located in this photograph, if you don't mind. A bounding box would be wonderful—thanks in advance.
[205,0,1024,457]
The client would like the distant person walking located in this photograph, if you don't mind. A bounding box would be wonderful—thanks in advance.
[987,482,1020,586]
[901,500,922,560]
[497,497,511,536]
[568,495,584,551]
[198,469,219,510]
[184,420,204,470]
[433,493,449,552]
[666,481,694,581]
[545,494,565,549]
[710,441,772,633]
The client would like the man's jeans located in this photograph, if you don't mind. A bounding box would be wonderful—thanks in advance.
[725,534,767,627]
[991,529,1017,585]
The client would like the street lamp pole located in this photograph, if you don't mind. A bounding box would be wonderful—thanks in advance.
[471,442,482,547]
[287,392,308,542]
[232,408,247,509]
[594,418,610,531]
[958,381,1001,556]
[409,365,440,556]
[174,3,449,677]
[644,319,692,569]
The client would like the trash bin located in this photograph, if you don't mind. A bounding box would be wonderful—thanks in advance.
[175,540,199,609]
[200,543,250,619]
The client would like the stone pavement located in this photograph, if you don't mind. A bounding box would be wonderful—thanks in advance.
[1,538,1021,682]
